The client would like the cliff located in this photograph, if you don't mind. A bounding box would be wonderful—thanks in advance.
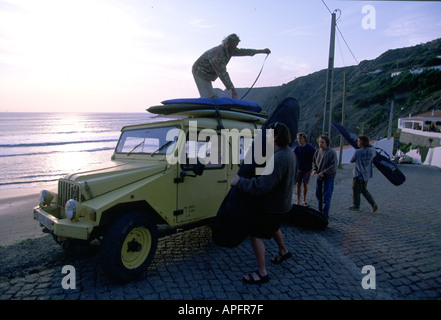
[219,38,441,146]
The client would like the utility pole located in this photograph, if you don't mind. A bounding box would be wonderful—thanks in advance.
[338,72,346,168]
[388,99,394,137]
[322,11,336,140]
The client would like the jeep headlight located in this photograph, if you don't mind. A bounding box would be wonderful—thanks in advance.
[39,190,55,207]
[65,199,82,220]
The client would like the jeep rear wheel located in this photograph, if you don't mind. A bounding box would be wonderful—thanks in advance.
[100,212,158,283]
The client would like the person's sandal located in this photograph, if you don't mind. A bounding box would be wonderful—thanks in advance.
[271,251,292,264]
[242,270,270,284]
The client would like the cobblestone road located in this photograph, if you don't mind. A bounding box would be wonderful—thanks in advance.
[1,164,441,303]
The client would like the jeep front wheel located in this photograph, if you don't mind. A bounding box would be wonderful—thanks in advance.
[100,212,158,283]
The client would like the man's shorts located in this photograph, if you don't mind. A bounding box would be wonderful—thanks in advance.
[250,211,284,239]
[296,169,312,184]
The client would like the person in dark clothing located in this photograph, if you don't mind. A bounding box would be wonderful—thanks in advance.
[293,132,315,206]
[312,135,337,217]
[230,122,296,284]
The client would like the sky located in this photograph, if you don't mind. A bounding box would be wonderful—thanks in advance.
[1,0,441,113]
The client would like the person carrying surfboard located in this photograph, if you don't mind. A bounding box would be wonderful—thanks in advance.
[192,34,270,99]
[348,135,378,212]
[230,122,296,284]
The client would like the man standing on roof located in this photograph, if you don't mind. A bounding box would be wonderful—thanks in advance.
[192,34,270,99]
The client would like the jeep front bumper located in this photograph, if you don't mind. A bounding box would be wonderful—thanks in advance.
[33,206,94,240]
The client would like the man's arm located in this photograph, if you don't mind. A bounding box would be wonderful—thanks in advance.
[232,48,271,56]
[322,150,338,176]
[350,150,357,163]
[234,171,281,196]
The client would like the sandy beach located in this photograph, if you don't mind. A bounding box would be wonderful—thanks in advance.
[0,184,56,247]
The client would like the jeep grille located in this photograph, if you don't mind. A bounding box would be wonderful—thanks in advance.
[58,180,81,206]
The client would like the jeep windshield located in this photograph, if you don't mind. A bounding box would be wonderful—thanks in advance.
[116,126,180,155]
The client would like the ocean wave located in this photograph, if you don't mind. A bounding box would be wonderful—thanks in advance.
[0,178,60,188]
[39,129,116,135]
[0,129,116,137]
[0,146,115,158]
[0,138,118,148]
[0,172,64,186]
[0,112,154,190]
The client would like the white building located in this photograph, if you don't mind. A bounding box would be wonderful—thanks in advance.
[398,110,441,133]
[397,110,441,168]
[391,65,441,77]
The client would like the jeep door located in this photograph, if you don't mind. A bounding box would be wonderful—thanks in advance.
[175,130,228,224]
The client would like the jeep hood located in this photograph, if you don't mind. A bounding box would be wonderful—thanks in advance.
[63,160,167,200]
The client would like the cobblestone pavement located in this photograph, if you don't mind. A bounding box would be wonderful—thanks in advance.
[1,164,441,302]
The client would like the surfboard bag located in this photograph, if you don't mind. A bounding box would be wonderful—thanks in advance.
[237,97,300,178]
[211,187,260,248]
[283,204,328,230]
[212,98,300,248]
[332,122,406,186]
[372,149,406,186]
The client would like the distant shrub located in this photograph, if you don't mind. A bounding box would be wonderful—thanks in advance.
[399,143,411,154]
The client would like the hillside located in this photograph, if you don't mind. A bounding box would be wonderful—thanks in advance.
[221,38,441,146]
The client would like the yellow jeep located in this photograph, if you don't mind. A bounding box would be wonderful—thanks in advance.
[33,99,267,282]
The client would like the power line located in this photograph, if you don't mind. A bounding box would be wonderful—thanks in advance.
[321,0,359,66]
[336,25,359,65]
[321,0,332,14]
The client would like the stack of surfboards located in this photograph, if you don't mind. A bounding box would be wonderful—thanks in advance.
[147,97,268,124]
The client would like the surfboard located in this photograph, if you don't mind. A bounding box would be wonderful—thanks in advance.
[332,122,406,186]
[283,204,328,230]
[171,109,268,124]
[147,97,263,116]
[212,97,301,248]
[372,151,406,186]
[238,97,300,178]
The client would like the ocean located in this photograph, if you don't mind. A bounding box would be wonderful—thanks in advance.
[0,112,162,190]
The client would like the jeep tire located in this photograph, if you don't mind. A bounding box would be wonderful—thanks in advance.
[100,211,158,283]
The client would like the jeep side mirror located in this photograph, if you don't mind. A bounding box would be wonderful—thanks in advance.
[179,160,205,180]
[192,161,205,176]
